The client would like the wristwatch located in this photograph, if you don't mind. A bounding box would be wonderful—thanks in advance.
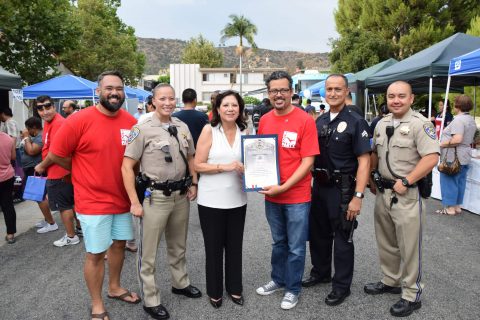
[401,177,410,187]
[353,192,364,199]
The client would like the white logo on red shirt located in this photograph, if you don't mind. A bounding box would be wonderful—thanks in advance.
[282,131,298,148]
[120,129,131,146]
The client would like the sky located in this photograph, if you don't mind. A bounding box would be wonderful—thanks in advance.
[117,0,339,53]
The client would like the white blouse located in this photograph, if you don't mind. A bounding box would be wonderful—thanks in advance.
[197,124,247,209]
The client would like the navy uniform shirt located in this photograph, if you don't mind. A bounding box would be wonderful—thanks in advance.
[315,105,371,174]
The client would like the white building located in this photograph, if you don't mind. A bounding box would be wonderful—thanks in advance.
[170,64,285,103]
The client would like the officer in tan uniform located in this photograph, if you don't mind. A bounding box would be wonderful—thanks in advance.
[122,83,201,320]
[365,81,439,317]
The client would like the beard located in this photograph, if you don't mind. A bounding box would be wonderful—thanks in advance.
[100,94,125,112]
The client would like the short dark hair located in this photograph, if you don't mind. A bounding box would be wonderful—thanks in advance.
[182,88,197,103]
[97,70,124,85]
[66,101,77,109]
[146,95,153,105]
[326,74,348,88]
[211,90,247,131]
[25,116,42,129]
[320,104,325,110]
[36,95,52,104]
[307,99,312,104]
[265,71,293,89]
[0,106,13,117]
[292,94,300,100]
[454,95,473,112]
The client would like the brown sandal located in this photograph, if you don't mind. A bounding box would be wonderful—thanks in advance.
[91,311,109,320]
[107,290,141,304]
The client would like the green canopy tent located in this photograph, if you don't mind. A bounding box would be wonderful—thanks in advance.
[349,58,398,118]
[365,33,480,118]
[0,66,21,90]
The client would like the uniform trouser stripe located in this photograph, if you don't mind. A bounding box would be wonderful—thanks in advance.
[415,194,423,302]
[137,216,145,301]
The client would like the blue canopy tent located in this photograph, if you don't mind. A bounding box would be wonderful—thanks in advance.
[128,87,152,102]
[300,73,355,98]
[440,48,480,136]
[23,75,137,100]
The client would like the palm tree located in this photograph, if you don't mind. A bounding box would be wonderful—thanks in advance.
[220,14,258,95]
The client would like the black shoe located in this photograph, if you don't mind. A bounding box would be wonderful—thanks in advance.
[143,304,170,320]
[364,281,402,295]
[301,275,332,287]
[390,298,422,317]
[325,289,351,306]
[209,297,222,308]
[171,285,202,298]
[229,294,244,306]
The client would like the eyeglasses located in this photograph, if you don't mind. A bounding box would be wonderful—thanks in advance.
[268,88,291,95]
[36,102,53,111]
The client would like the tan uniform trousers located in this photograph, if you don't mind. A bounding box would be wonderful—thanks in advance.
[137,190,191,307]
[374,187,425,302]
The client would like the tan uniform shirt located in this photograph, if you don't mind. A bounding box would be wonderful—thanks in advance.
[124,114,195,182]
[373,109,439,179]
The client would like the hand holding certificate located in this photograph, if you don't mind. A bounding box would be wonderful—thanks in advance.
[241,135,280,192]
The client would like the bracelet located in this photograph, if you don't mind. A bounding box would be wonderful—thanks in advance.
[191,183,198,187]
[216,164,222,173]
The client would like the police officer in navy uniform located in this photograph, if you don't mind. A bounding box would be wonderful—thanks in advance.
[302,74,371,306]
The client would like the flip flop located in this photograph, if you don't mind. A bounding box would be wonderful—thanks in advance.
[91,310,109,320]
[107,290,141,304]
[434,208,456,215]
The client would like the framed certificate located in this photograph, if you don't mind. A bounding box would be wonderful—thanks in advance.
[241,134,280,192]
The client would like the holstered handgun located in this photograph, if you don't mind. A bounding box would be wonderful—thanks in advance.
[135,173,151,204]
[333,171,358,238]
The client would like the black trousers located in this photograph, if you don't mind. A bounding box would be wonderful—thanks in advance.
[309,180,354,293]
[198,204,246,299]
[0,177,17,234]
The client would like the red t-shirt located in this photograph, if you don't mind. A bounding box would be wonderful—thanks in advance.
[42,113,70,179]
[258,107,319,204]
[50,106,137,215]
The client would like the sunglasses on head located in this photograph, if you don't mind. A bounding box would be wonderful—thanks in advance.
[36,102,53,111]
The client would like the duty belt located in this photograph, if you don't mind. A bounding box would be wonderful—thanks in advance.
[152,179,186,192]
[312,168,354,186]
[380,178,416,189]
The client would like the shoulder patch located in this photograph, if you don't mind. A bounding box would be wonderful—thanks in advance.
[423,123,436,140]
[128,126,140,144]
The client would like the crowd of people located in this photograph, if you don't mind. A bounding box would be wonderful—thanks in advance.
[1,68,478,320]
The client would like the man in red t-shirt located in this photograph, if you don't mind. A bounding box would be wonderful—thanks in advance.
[50,71,140,319]
[255,71,319,310]
[34,95,79,247]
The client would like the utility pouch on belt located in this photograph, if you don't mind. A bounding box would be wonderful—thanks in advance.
[417,172,432,199]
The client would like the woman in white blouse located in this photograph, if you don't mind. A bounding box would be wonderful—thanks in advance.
[194,90,248,308]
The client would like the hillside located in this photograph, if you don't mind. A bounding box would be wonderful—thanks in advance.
[137,37,330,74]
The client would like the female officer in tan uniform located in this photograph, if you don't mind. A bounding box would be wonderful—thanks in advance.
[122,83,201,320]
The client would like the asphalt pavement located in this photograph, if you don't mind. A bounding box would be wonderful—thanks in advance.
[1,192,479,320]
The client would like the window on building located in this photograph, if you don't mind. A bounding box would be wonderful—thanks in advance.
[230,73,235,84]
[224,73,228,78]
[202,73,208,82]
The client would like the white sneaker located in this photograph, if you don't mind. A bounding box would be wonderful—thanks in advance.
[37,222,59,234]
[256,281,284,295]
[35,220,48,228]
[53,234,80,247]
[281,292,299,310]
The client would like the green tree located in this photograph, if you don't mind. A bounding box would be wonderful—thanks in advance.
[329,29,393,73]
[220,14,258,95]
[61,0,145,85]
[181,35,223,68]
[243,96,261,105]
[0,0,80,84]
[465,15,480,116]
[331,0,478,71]
[158,74,170,84]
